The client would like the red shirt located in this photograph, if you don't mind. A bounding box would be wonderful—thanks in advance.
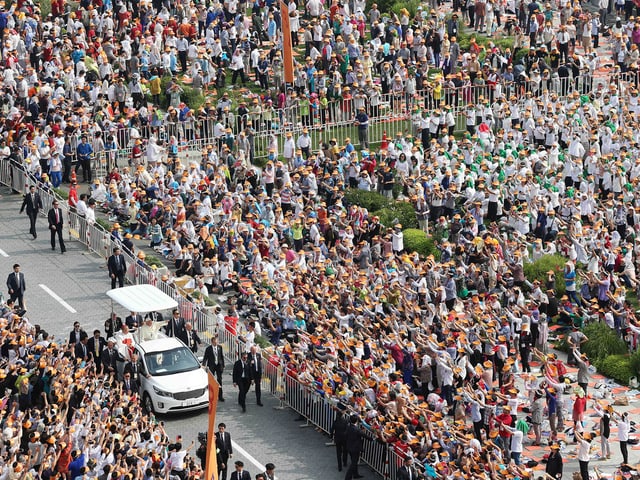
[68,187,78,207]
[496,412,513,437]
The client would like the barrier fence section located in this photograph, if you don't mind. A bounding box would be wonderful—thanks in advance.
[70,70,633,181]
[75,69,629,179]
[212,323,401,479]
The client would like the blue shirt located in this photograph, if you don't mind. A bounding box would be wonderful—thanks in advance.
[355,111,369,128]
[68,454,86,480]
[76,142,93,159]
[564,269,576,290]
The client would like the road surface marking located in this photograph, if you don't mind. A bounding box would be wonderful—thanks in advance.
[231,440,265,473]
[0,249,8,257]
[39,284,77,313]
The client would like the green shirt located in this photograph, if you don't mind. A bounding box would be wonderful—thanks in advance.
[292,224,304,240]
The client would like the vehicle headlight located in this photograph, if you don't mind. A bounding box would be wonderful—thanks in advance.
[153,386,174,398]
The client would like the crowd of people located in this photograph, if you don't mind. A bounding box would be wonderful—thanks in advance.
[0,300,209,480]
[4,0,640,173]
[0,302,285,480]
[3,0,640,478]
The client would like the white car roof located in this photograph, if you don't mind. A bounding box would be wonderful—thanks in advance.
[106,285,178,313]
[136,336,185,354]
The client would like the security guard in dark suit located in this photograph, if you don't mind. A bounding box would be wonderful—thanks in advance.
[330,403,349,471]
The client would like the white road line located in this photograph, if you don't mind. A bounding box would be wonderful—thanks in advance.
[0,249,8,257]
[38,284,77,313]
[231,439,265,473]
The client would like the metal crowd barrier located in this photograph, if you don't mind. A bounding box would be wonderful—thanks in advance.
[66,70,631,177]
[209,318,402,480]
[0,161,450,480]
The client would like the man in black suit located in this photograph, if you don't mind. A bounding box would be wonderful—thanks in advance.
[121,371,138,395]
[230,461,250,480]
[74,332,90,363]
[248,345,263,406]
[125,311,143,329]
[145,310,164,322]
[102,339,118,376]
[88,330,106,375]
[263,464,276,480]
[165,309,186,338]
[344,414,364,480]
[330,404,349,471]
[178,322,201,353]
[203,336,226,401]
[104,312,123,339]
[107,247,126,288]
[215,423,233,480]
[232,352,251,413]
[124,351,143,384]
[69,322,84,346]
[396,456,418,480]
[20,185,42,238]
[6,264,26,309]
[47,199,66,253]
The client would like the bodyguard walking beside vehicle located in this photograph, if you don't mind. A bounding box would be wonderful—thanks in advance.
[232,351,251,413]
[330,403,349,472]
[47,200,66,254]
[20,185,42,239]
[203,336,226,401]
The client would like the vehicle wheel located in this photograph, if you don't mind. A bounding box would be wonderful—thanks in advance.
[143,393,155,414]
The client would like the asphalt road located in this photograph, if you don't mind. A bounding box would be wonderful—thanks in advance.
[0,186,350,480]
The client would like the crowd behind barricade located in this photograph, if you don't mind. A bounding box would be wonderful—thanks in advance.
[5,0,640,478]
[5,0,640,173]
[0,300,210,480]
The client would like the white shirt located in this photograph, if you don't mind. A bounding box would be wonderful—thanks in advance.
[510,429,524,453]
[577,438,591,462]
[85,206,96,225]
[617,417,630,441]
[244,330,255,352]
[76,199,88,216]
[168,450,188,471]
[392,231,404,251]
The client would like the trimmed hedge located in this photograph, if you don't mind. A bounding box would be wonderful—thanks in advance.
[455,25,515,54]
[38,0,52,17]
[596,355,635,386]
[629,350,640,381]
[145,254,166,268]
[343,189,389,213]
[523,254,567,296]
[513,48,528,66]
[95,218,112,232]
[555,322,637,385]
[391,0,422,18]
[343,189,418,228]
[581,322,629,362]
[403,229,440,259]
[53,187,69,200]
[191,290,216,306]
[374,201,418,230]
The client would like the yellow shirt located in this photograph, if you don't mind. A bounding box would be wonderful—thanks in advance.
[150,76,162,95]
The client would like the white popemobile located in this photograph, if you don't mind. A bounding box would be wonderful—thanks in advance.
[107,284,209,414]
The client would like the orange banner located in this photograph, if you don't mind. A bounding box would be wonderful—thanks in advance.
[204,370,220,480]
[280,1,294,84]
